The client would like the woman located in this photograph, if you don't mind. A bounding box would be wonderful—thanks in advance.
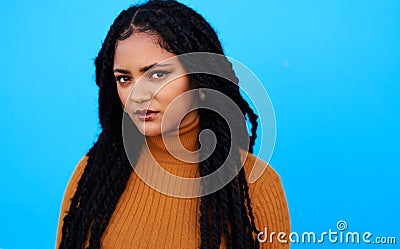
[56,0,290,248]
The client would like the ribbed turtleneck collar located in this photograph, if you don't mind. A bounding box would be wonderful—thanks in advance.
[142,115,201,167]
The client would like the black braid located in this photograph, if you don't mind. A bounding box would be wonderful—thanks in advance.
[59,1,261,248]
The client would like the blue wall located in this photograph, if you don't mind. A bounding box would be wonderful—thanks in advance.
[0,0,399,248]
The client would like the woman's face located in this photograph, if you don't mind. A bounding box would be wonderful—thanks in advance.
[114,32,198,136]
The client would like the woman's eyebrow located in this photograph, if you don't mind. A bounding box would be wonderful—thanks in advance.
[139,62,173,73]
[113,68,131,74]
[113,63,173,74]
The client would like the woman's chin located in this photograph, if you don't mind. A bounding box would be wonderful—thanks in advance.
[136,126,163,137]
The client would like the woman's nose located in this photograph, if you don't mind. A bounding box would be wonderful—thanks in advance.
[130,80,153,103]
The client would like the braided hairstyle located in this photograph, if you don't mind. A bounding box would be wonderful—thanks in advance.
[59,1,261,248]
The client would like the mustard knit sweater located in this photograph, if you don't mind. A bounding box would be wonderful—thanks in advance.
[56,116,290,248]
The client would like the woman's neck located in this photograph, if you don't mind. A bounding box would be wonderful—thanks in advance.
[143,115,201,167]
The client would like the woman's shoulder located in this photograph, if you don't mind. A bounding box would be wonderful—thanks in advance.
[68,154,89,187]
[60,154,89,204]
[59,154,89,210]
[239,148,281,188]
[56,154,89,247]
[239,148,291,247]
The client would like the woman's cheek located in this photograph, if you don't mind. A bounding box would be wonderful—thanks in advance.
[117,88,128,107]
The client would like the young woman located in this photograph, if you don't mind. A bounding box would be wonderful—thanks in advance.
[56,0,290,248]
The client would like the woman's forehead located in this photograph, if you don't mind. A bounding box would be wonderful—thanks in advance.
[114,33,176,69]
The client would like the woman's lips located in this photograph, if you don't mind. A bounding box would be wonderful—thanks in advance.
[135,109,159,121]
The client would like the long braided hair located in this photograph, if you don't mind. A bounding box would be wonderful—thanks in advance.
[59,1,261,248]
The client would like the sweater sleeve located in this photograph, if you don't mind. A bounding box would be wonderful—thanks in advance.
[251,165,291,249]
[240,150,290,249]
[55,155,89,248]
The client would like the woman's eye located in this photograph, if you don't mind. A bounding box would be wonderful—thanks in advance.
[116,75,131,85]
[149,70,170,80]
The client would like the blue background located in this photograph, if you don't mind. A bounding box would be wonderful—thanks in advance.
[0,0,398,248]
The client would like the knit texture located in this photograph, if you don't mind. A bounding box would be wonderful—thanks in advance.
[56,116,290,248]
